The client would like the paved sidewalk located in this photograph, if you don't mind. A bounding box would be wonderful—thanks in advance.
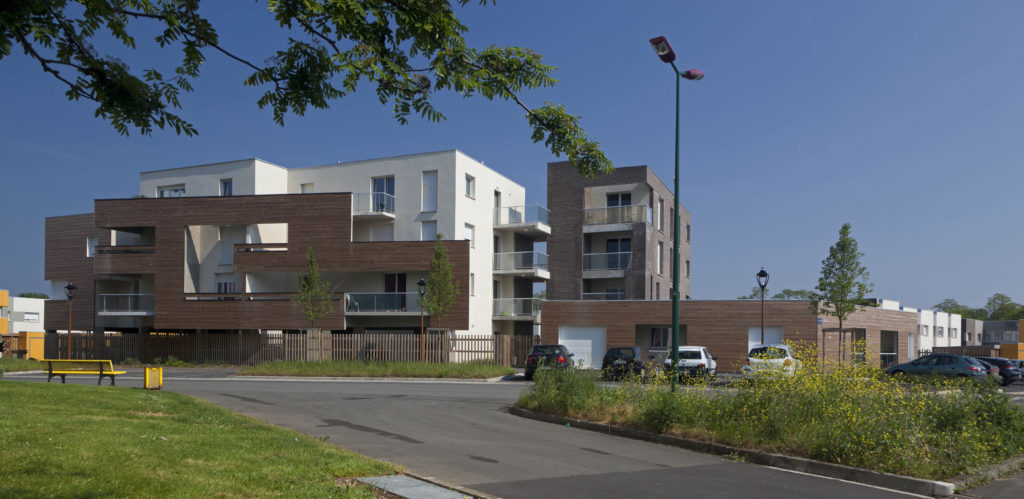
[359,475,473,499]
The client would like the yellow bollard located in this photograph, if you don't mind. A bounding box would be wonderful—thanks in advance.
[144,367,163,390]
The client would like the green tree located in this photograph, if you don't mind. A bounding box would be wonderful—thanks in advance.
[985,293,1024,321]
[809,223,873,331]
[0,1,611,177]
[424,234,459,330]
[773,288,813,300]
[17,292,49,299]
[738,286,768,300]
[294,247,331,330]
[933,298,987,320]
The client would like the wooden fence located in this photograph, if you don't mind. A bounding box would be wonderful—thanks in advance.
[925,345,1001,358]
[44,331,539,367]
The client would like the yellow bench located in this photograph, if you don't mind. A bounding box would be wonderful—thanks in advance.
[43,359,126,386]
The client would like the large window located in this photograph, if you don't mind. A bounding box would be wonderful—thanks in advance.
[464,223,475,248]
[86,236,98,258]
[372,176,395,212]
[607,192,631,207]
[24,312,39,323]
[651,327,669,347]
[220,179,233,196]
[158,184,185,198]
[465,174,475,198]
[606,238,630,269]
[422,171,438,212]
[300,183,314,194]
[421,221,437,241]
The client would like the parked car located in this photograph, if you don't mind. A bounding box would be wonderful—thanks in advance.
[741,344,801,379]
[972,358,1001,383]
[662,346,717,381]
[885,354,988,381]
[977,357,1021,386]
[524,344,573,380]
[601,347,658,381]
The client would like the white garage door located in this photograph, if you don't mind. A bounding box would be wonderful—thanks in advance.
[558,326,607,369]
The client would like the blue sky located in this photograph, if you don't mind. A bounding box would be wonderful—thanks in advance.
[1,1,1022,309]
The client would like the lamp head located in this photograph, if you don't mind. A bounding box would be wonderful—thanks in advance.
[649,36,676,63]
[64,282,78,299]
[417,278,426,296]
[756,268,769,289]
[681,69,704,81]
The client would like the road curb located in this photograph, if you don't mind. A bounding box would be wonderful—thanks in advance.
[508,406,954,498]
[401,472,498,499]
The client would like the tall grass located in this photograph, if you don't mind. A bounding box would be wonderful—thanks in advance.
[239,359,515,379]
[0,357,41,375]
[517,346,1024,479]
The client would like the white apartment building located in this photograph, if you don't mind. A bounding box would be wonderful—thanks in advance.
[135,150,548,336]
[879,299,961,357]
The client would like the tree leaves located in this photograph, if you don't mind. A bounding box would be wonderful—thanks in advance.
[809,223,873,329]
[3,0,613,177]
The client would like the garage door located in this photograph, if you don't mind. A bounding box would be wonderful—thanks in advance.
[558,326,607,369]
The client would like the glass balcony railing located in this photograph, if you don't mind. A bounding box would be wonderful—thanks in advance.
[583,252,631,271]
[493,205,550,226]
[582,292,627,301]
[353,192,396,214]
[493,251,548,272]
[97,294,154,315]
[493,298,540,318]
[345,292,421,313]
[584,204,652,225]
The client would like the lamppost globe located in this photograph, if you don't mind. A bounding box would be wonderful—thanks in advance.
[650,35,702,392]
[757,268,769,290]
[417,278,426,297]
[64,282,77,299]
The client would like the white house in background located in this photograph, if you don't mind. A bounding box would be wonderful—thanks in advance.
[8,296,45,335]
[878,299,961,357]
[112,150,546,337]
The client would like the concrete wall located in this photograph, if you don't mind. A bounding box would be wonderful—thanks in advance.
[8,296,45,334]
[140,159,288,198]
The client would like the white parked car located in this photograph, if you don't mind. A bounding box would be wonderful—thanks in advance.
[742,344,802,379]
[662,346,717,380]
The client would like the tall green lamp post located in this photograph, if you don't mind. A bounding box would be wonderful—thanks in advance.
[649,36,703,392]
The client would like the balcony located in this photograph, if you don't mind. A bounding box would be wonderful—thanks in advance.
[93,245,156,274]
[582,292,627,301]
[493,251,549,280]
[583,204,652,233]
[97,294,154,316]
[492,298,541,321]
[353,192,396,221]
[345,292,423,316]
[583,251,631,279]
[493,205,551,239]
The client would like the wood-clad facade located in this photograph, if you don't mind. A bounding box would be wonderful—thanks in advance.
[541,300,918,371]
[45,193,470,333]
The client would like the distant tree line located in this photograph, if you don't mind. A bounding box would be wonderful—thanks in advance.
[934,294,1024,321]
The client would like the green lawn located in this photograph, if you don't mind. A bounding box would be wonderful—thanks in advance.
[238,359,515,379]
[0,381,397,497]
[0,357,41,373]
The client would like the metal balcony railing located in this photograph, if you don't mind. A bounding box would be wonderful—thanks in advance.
[493,251,548,272]
[97,294,154,315]
[493,205,550,226]
[583,252,631,271]
[353,192,396,214]
[345,292,422,313]
[493,298,540,318]
[581,292,627,301]
[584,204,652,225]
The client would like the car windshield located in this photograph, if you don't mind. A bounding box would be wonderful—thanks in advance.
[965,357,983,367]
[678,351,701,360]
[531,346,561,355]
[749,347,787,359]
[606,348,633,358]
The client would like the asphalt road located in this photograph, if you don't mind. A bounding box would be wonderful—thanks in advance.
[6,369,924,498]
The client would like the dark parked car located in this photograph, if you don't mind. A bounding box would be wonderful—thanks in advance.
[524,344,573,380]
[885,353,987,381]
[601,347,657,381]
[973,358,1000,382]
[977,357,1022,386]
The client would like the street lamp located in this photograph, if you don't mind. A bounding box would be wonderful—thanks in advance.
[757,268,769,345]
[650,35,703,392]
[418,278,426,362]
[64,282,77,359]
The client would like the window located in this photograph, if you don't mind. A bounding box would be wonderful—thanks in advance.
[86,236,98,258]
[421,221,437,241]
[464,223,475,248]
[24,312,39,323]
[220,179,233,196]
[607,192,631,207]
[655,282,660,300]
[686,224,691,242]
[651,327,669,347]
[605,288,625,300]
[217,281,236,294]
[967,332,973,342]
[219,227,233,264]
[936,326,944,337]
[470,273,475,296]
[686,260,691,278]
[371,176,395,213]
[657,197,664,231]
[465,174,475,198]
[300,183,314,194]
[157,184,185,198]
[657,241,664,275]
[606,238,630,269]
[951,328,958,338]
[920,325,929,336]
[422,171,438,211]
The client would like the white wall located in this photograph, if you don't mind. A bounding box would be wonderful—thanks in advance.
[141,159,285,198]
[8,297,45,334]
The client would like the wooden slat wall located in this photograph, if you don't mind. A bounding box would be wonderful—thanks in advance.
[43,213,110,331]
